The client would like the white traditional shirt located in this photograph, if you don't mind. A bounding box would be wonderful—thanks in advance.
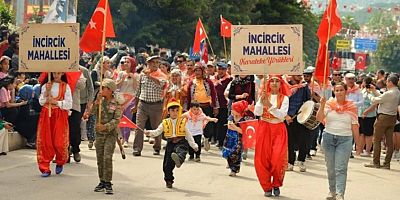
[39,82,73,110]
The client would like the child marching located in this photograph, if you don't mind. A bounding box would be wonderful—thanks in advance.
[222,100,254,177]
[181,102,218,162]
[36,72,72,177]
[91,79,124,195]
[144,99,198,188]
[253,75,290,197]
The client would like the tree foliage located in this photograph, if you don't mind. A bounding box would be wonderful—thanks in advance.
[77,0,319,64]
[0,0,13,25]
[375,35,400,73]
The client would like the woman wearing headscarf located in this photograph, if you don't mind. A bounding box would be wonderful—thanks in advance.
[163,69,184,118]
[253,75,290,197]
[116,56,138,147]
[86,56,113,149]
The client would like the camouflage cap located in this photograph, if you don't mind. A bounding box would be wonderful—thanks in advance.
[101,78,117,91]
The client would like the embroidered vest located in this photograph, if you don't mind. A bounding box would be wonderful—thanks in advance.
[262,94,284,119]
[45,82,67,108]
[162,117,187,138]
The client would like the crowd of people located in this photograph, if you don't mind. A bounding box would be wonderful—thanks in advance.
[1,30,400,199]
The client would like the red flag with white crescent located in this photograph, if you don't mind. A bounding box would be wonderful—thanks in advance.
[79,0,115,52]
[118,115,138,129]
[239,120,259,150]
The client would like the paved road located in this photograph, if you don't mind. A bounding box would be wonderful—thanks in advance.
[1,141,399,200]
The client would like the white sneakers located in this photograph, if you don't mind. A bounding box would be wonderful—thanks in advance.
[204,138,210,151]
[326,192,344,200]
[326,192,336,200]
[286,164,294,171]
[360,150,371,157]
[393,150,400,161]
[310,150,317,156]
[299,162,307,172]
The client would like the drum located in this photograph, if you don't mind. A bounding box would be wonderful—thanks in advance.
[297,101,320,130]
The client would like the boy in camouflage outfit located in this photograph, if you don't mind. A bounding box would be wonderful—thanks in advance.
[91,79,123,195]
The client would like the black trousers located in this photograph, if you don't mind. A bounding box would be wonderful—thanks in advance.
[189,135,202,157]
[307,126,320,152]
[216,107,228,146]
[201,105,215,141]
[0,107,18,124]
[69,109,82,154]
[286,118,309,165]
[163,139,189,182]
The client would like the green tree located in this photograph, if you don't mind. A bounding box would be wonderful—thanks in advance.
[374,35,400,73]
[77,0,319,63]
[367,10,396,36]
[341,15,360,31]
[0,0,13,25]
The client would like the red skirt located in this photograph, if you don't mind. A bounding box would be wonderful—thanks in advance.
[254,120,288,192]
[36,106,69,173]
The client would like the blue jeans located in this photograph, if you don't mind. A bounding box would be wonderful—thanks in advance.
[322,132,352,196]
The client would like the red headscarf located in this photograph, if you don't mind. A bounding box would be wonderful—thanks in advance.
[121,56,137,73]
[259,75,291,97]
[258,75,291,119]
[232,100,249,117]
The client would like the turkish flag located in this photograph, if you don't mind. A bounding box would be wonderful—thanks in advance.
[193,19,207,53]
[79,0,115,53]
[315,0,341,82]
[317,0,342,45]
[239,120,259,150]
[355,53,367,70]
[118,115,138,129]
[220,15,232,38]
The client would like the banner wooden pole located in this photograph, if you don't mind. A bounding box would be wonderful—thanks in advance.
[98,0,109,123]
[223,36,227,59]
[48,73,51,117]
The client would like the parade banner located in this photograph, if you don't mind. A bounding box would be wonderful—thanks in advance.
[231,25,303,75]
[19,23,80,72]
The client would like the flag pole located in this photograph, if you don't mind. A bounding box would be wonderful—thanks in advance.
[206,36,215,56]
[223,36,227,59]
[48,73,52,117]
[98,0,109,123]
[323,0,333,91]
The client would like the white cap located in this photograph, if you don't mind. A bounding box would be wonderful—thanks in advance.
[345,73,356,78]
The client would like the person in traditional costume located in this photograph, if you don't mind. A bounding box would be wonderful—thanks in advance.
[37,72,72,177]
[254,75,290,197]
[222,100,254,177]
[182,102,218,162]
[144,99,198,188]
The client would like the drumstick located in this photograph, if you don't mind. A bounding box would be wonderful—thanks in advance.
[292,111,302,119]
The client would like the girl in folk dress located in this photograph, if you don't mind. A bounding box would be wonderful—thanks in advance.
[37,72,72,177]
[254,75,290,197]
[222,100,254,177]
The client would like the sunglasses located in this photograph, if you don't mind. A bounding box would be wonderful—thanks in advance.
[120,61,125,64]
[333,74,341,76]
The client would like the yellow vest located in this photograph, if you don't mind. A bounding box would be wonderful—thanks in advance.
[162,118,187,138]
